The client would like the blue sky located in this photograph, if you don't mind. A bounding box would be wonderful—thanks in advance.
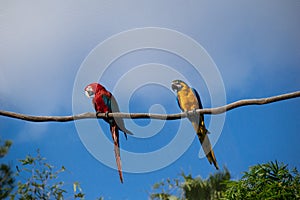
[1,1,300,199]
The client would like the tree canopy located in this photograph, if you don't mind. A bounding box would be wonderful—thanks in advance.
[150,168,230,200]
[150,161,300,200]
[224,161,300,200]
[0,138,14,199]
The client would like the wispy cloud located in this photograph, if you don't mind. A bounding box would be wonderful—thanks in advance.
[1,1,299,116]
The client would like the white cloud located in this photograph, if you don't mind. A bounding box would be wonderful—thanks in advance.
[0,2,87,114]
[1,1,299,116]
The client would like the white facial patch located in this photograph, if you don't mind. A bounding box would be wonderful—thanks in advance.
[84,86,95,98]
[85,90,91,98]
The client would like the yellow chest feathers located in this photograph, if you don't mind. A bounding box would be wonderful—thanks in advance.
[177,88,199,111]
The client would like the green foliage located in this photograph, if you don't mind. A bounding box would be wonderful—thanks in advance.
[224,161,300,200]
[0,164,15,199]
[0,138,14,199]
[73,181,85,199]
[1,138,104,199]
[10,150,85,200]
[150,167,230,200]
[182,168,230,200]
[150,162,300,200]
[0,139,12,158]
[150,177,181,200]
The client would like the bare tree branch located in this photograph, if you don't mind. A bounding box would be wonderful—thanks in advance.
[0,91,299,123]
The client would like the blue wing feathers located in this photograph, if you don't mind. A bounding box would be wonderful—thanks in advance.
[176,96,182,111]
[102,95,111,110]
[192,88,203,109]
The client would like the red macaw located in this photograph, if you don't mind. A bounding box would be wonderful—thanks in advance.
[171,80,219,170]
[84,83,133,183]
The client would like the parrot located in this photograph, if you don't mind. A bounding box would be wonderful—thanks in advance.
[84,82,133,183]
[171,80,219,170]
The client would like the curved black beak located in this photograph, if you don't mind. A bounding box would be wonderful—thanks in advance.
[171,81,182,92]
[84,86,95,98]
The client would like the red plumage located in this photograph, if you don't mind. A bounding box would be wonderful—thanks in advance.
[85,83,133,183]
[85,83,110,113]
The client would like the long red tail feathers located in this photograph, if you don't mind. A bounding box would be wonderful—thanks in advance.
[110,124,124,183]
[115,150,123,183]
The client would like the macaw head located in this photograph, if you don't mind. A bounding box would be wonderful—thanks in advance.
[84,83,105,98]
[171,80,189,92]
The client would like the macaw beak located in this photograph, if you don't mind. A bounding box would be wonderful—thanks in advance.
[84,90,92,98]
[84,86,95,98]
[171,81,182,92]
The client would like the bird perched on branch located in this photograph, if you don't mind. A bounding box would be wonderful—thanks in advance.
[84,83,133,183]
[171,80,219,170]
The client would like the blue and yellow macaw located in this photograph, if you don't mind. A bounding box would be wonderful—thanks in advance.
[171,80,219,170]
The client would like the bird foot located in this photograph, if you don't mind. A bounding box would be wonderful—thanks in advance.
[192,108,197,115]
[186,109,198,118]
[95,111,110,119]
[185,111,190,118]
[105,111,109,119]
[96,111,101,117]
